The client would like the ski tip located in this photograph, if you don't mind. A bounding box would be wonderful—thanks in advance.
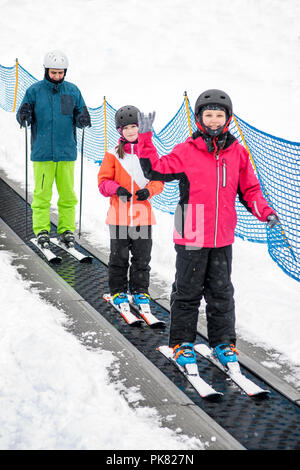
[49,256,62,265]
[129,319,144,326]
[149,320,166,329]
[204,391,223,401]
[79,256,93,264]
[249,390,271,399]
[119,312,144,326]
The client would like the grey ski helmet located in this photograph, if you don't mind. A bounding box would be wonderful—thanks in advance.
[115,105,140,129]
[43,50,69,69]
[195,89,232,119]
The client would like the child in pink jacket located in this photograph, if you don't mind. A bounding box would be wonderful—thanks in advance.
[137,89,279,368]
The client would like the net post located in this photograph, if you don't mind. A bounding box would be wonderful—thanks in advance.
[184,91,192,137]
[103,96,107,153]
[12,58,19,112]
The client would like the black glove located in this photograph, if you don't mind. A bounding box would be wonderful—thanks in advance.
[77,107,91,128]
[135,188,150,201]
[78,113,91,128]
[267,214,280,229]
[117,186,132,201]
[18,103,33,127]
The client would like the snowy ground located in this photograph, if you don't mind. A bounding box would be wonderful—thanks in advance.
[0,247,203,450]
[0,0,299,450]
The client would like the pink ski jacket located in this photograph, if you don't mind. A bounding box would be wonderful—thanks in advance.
[138,132,276,248]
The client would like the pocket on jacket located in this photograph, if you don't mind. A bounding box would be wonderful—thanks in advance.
[60,95,74,115]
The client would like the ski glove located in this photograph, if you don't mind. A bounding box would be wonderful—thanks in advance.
[138,111,156,133]
[117,186,132,201]
[267,214,280,229]
[77,108,91,128]
[19,103,33,127]
[135,188,150,201]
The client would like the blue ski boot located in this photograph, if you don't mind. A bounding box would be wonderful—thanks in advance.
[213,343,239,367]
[133,293,150,306]
[173,342,197,367]
[112,293,129,306]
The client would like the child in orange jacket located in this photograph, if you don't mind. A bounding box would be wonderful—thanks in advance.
[98,105,164,308]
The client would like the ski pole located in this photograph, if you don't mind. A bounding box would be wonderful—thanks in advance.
[78,127,85,239]
[25,121,28,239]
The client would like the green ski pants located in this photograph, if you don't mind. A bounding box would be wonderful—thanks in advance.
[31,161,78,235]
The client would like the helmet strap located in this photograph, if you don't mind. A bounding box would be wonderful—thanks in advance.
[195,112,232,137]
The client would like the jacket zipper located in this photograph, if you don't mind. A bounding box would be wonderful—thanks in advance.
[222,159,227,187]
[214,153,220,247]
[41,174,45,190]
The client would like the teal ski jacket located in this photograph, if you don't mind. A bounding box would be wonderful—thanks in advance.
[17,78,89,162]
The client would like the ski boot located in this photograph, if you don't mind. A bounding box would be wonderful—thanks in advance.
[133,293,150,306]
[112,292,129,306]
[213,343,239,367]
[37,230,50,249]
[173,342,197,367]
[59,230,75,248]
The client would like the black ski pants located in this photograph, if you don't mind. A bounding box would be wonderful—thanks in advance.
[169,244,236,348]
[108,225,152,295]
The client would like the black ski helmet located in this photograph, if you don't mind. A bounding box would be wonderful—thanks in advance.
[115,105,140,129]
[195,89,232,118]
[194,89,233,137]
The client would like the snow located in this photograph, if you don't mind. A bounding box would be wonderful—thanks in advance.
[0,0,299,450]
[0,249,203,450]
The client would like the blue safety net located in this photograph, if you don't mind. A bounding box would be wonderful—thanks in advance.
[1,62,299,282]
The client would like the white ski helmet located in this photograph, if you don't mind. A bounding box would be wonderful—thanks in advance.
[43,50,69,69]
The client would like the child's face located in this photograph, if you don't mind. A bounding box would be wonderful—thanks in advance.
[122,124,138,142]
[202,109,226,131]
[48,68,65,81]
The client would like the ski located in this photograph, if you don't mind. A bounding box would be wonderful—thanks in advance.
[103,294,144,326]
[30,238,62,264]
[50,238,92,263]
[157,345,223,400]
[194,344,270,397]
[128,295,166,328]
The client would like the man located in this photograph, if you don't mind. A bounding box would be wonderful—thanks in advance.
[17,50,91,248]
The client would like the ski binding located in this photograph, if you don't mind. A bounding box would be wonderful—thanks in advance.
[50,238,92,263]
[30,238,62,264]
[194,344,270,397]
[103,294,144,326]
[158,345,223,400]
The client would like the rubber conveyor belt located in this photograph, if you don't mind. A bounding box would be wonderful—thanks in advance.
[1,177,300,450]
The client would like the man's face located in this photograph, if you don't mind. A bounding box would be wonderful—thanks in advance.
[48,68,65,81]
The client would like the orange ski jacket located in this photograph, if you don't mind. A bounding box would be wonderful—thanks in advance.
[98,142,164,226]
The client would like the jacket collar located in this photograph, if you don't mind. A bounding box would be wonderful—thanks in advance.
[43,77,64,93]
[188,131,237,153]
[119,138,138,155]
